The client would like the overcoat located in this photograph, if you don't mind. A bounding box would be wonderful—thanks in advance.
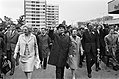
[38,34,50,59]
[48,30,71,67]
[67,36,81,69]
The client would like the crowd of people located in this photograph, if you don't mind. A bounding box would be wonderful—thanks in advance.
[0,19,119,79]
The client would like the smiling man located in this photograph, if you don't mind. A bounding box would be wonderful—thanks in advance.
[48,24,71,79]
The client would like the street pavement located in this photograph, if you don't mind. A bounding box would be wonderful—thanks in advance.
[2,61,119,79]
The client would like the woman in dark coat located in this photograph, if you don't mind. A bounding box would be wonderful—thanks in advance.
[48,24,71,79]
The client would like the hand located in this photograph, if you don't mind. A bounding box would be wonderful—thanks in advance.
[69,55,73,58]
[50,26,54,30]
[3,56,7,59]
[107,49,109,52]
[97,49,100,52]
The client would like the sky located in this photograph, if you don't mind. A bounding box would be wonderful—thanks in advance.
[0,0,119,25]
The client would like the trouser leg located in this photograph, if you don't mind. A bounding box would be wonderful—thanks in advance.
[43,58,47,69]
[16,53,20,66]
[86,54,95,74]
[56,66,65,79]
[7,50,15,73]
[11,53,15,72]
[79,52,82,66]
[86,55,92,74]
[0,56,2,75]
[106,56,110,66]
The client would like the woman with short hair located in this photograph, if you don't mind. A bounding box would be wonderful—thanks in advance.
[14,25,40,79]
[67,28,82,79]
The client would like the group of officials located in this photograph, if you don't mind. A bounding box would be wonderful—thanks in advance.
[0,22,119,79]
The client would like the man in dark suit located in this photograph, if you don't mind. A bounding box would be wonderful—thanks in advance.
[48,24,71,79]
[82,23,100,78]
[0,28,6,78]
[5,24,19,75]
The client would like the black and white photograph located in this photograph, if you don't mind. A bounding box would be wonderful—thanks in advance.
[0,0,119,79]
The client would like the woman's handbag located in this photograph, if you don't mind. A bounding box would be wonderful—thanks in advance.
[34,56,41,69]
[2,57,11,74]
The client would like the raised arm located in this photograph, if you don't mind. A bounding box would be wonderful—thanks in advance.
[48,26,55,40]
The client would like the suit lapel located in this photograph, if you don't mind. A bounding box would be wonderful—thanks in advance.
[22,34,26,42]
[7,31,11,37]
[28,34,33,43]
[11,31,16,38]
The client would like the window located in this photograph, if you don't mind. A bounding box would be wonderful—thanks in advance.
[36,15,40,17]
[32,8,35,10]
[36,21,40,23]
[36,1,39,3]
[31,1,35,3]
[32,15,35,16]
[36,25,40,26]
[36,8,40,10]
[36,11,40,13]
[32,18,35,20]
[32,24,35,26]
[32,11,35,13]
[32,21,35,23]
[36,18,40,20]
[36,5,40,7]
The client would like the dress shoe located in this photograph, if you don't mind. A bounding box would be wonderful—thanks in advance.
[43,67,46,69]
[79,64,82,68]
[88,74,92,78]
[0,75,3,78]
[95,68,99,72]
[98,67,101,70]
[10,71,14,76]
[113,65,119,71]
[16,62,19,66]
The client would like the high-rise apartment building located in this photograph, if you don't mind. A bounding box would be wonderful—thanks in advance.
[46,5,59,27]
[24,0,46,28]
[24,0,59,28]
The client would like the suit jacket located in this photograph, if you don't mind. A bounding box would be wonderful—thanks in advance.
[5,30,19,51]
[82,29,99,57]
[97,29,108,48]
[14,33,39,58]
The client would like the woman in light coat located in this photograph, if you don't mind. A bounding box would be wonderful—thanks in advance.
[14,25,40,79]
[67,28,82,79]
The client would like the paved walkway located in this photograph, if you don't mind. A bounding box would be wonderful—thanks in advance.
[1,61,119,79]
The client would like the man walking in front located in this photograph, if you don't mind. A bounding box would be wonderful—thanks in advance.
[48,24,71,79]
[82,23,100,78]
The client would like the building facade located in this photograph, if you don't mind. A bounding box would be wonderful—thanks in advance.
[46,4,59,28]
[24,0,59,28]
